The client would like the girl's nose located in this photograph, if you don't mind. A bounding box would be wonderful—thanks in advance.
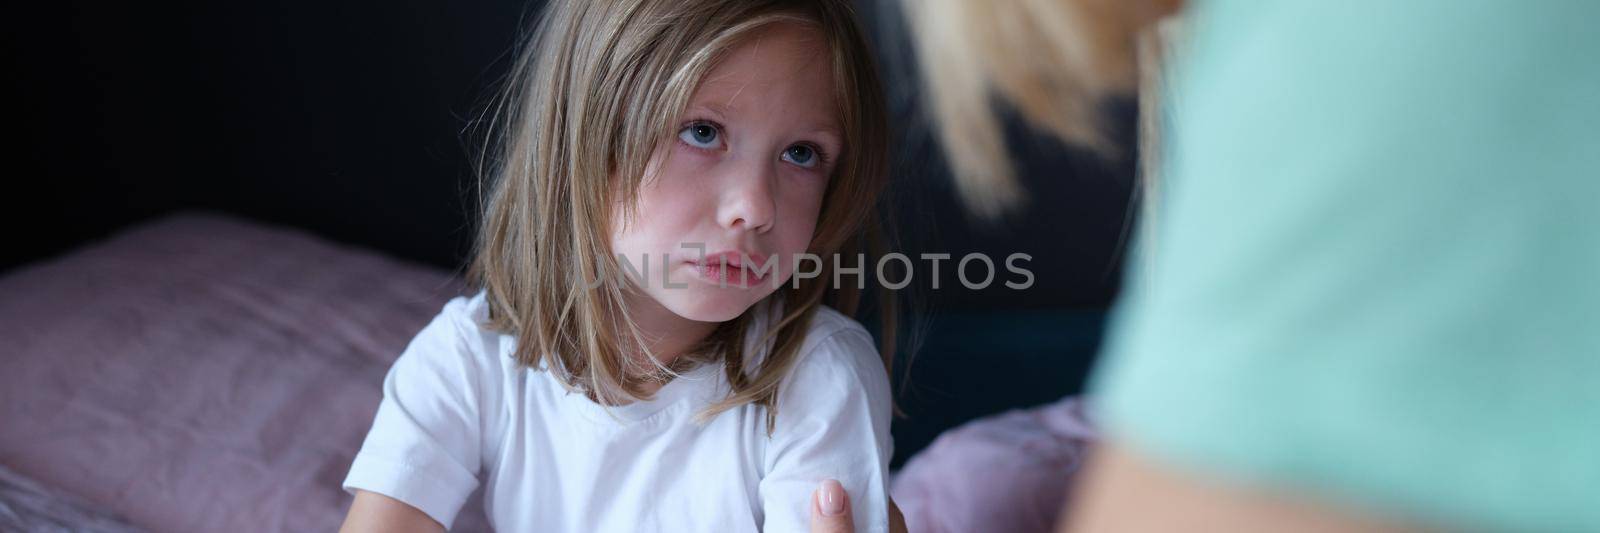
[716,160,777,233]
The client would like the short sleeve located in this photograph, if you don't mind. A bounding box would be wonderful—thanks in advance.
[759,327,895,533]
[342,297,486,529]
[1091,2,1600,532]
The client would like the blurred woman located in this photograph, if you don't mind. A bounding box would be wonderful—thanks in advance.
[863,0,1600,531]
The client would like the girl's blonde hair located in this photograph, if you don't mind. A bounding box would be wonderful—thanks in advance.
[469,0,892,431]
[900,0,1182,218]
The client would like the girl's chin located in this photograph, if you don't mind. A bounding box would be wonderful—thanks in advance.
[658,292,763,323]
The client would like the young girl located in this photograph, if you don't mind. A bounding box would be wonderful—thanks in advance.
[340,0,895,532]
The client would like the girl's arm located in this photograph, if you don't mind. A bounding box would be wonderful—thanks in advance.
[340,490,446,533]
[760,327,895,533]
[341,296,489,529]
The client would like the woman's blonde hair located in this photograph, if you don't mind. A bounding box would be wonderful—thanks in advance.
[469,0,892,431]
[900,0,1181,218]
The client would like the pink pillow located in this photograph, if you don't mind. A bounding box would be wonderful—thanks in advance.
[891,396,1099,533]
[0,213,488,532]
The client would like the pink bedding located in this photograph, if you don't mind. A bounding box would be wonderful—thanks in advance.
[0,213,490,532]
[890,397,1100,533]
[0,462,146,532]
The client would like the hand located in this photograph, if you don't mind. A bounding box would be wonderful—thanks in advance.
[809,479,908,533]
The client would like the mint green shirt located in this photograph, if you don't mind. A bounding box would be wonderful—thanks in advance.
[1090,2,1600,531]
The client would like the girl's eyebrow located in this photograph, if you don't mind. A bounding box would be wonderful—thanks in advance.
[800,127,843,147]
[690,101,733,121]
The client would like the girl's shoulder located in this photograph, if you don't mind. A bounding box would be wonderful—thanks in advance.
[757,305,895,479]
[808,308,892,384]
[396,290,511,384]
[763,305,890,414]
[423,290,500,351]
[797,305,874,354]
[745,304,879,376]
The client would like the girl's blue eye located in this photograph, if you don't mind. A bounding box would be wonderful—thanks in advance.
[679,122,721,149]
[782,145,817,168]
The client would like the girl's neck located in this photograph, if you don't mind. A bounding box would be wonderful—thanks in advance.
[621,289,718,376]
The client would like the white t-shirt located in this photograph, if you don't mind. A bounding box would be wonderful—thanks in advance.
[342,292,893,533]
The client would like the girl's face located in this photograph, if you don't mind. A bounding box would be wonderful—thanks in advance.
[612,22,841,324]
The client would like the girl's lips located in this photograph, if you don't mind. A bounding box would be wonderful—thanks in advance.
[699,250,768,269]
[692,262,765,286]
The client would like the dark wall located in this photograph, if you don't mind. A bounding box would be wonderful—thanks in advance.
[12,0,530,273]
[12,0,1136,312]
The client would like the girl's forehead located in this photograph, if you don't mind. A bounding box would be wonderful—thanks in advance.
[689,23,841,128]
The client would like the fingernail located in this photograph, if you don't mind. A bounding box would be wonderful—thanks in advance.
[820,479,845,516]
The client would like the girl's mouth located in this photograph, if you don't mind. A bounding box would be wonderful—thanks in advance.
[694,262,764,286]
[690,251,769,287]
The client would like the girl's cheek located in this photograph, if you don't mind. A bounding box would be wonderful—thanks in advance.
[650,148,713,190]
[673,139,727,166]
[780,201,823,244]
[682,141,731,168]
